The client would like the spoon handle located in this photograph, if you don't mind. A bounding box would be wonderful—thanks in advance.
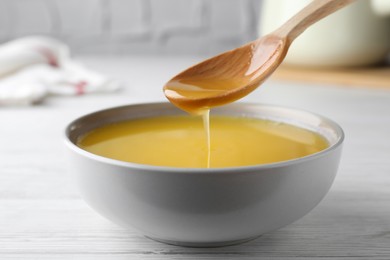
[274,0,355,43]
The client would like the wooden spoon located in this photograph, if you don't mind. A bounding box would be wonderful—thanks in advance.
[163,0,355,114]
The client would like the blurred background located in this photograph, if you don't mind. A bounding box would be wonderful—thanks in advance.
[0,0,388,102]
[0,0,262,55]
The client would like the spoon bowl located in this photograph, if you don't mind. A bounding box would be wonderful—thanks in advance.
[164,36,288,114]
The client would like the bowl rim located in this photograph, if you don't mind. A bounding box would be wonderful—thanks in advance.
[64,102,344,174]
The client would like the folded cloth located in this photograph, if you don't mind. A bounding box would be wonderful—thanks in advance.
[0,36,121,106]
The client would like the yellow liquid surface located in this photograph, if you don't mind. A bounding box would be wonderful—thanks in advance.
[78,116,329,168]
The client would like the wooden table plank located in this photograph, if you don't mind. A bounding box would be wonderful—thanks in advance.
[272,65,390,89]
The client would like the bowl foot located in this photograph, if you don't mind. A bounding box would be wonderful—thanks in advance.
[145,235,261,248]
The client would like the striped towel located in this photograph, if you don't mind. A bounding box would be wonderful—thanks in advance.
[0,36,121,106]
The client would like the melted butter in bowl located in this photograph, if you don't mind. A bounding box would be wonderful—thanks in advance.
[65,102,344,247]
[77,115,328,168]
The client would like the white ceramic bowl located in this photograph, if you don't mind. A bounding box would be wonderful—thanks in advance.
[65,102,344,247]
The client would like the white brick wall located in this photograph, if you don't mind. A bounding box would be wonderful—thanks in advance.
[0,0,262,55]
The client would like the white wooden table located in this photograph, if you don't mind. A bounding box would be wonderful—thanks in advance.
[1,56,390,259]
